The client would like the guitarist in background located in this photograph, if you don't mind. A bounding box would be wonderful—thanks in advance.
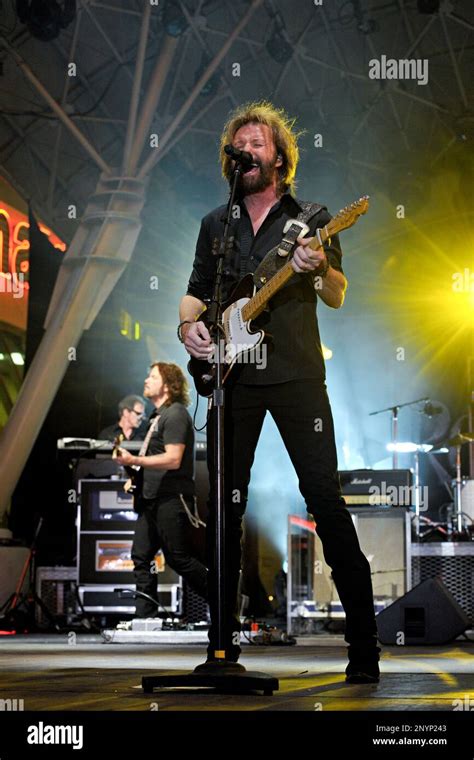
[115,362,207,618]
[178,101,380,682]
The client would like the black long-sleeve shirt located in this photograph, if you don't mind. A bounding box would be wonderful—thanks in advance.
[186,193,344,385]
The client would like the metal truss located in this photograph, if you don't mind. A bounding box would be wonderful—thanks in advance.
[0,0,471,238]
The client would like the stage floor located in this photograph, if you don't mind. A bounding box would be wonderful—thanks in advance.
[0,634,473,711]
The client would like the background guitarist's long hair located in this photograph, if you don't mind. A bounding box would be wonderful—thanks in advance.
[150,362,191,407]
[219,100,303,196]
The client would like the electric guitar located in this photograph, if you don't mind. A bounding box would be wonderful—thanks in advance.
[112,434,143,509]
[188,196,369,396]
[112,415,160,511]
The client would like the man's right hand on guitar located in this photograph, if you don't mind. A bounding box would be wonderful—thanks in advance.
[115,447,135,466]
[182,321,214,360]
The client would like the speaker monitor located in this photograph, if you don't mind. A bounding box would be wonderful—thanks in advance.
[376,577,469,645]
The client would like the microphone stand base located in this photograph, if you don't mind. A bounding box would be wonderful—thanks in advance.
[194,659,246,674]
[142,662,279,696]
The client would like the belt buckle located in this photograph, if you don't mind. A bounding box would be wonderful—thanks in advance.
[283,219,310,237]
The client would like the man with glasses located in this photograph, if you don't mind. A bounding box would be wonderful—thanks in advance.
[99,394,146,442]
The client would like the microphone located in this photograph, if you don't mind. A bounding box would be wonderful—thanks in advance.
[224,144,256,167]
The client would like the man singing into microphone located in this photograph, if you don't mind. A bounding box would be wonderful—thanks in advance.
[178,101,380,682]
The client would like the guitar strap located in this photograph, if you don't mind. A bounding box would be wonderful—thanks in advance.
[137,414,160,460]
[252,200,323,287]
[121,416,160,512]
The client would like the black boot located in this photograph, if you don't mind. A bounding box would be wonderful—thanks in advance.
[345,643,381,684]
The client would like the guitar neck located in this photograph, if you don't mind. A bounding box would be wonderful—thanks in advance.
[241,226,330,322]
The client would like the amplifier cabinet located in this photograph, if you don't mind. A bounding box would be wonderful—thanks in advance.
[411,543,474,623]
[35,566,78,628]
[78,532,179,586]
[339,469,413,506]
[313,508,412,605]
[288,508,412,632]
[78,479,136,532]
[77,479,179,587]
[78,583,181,614]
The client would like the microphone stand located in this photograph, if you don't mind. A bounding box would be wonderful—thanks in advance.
[370,397,430,538]
[369,397,429,469]
[141,161,278,696]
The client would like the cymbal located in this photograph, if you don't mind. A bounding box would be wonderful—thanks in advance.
[440,433,474,448]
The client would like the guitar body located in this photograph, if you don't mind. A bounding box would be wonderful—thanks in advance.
[187,196,370,396]
[123,465,144,513]
[188,274,265,396]
[112,436,145,513]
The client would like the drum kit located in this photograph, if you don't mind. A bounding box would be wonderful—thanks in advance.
[432,432,473,535]
[370,397,473,540]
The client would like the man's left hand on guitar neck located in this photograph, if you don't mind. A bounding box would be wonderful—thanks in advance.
[292,234,347,309]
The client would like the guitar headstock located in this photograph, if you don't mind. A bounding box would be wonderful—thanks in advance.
[327,196,370,236]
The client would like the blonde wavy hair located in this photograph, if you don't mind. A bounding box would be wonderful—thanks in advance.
[219,101,302,195]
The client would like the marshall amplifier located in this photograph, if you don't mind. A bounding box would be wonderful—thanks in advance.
[339,469,413,507]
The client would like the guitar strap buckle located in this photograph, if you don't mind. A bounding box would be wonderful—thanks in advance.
[278,219,310,257]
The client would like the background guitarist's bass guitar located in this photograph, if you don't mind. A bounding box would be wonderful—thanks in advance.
[188,196,369,396]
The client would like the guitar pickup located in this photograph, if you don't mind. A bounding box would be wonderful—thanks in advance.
[278,219,310,257]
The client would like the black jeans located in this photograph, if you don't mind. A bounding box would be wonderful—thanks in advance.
[206,378,377,660]
[131,494,208,617]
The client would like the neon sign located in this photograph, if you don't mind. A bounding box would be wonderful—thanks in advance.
[0,200,66,294]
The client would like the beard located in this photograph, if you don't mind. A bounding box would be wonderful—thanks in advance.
[238,154,278,195]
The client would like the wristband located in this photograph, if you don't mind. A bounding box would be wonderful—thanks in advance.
[177,320,192,343]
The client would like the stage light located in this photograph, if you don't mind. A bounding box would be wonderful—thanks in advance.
[0,354,4,360]
[16,0,76,42]
[266,30,293,65]
[264,1,293,64]
[10,352,24,366]
[162,1,188,37]
[371,170,472,388]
